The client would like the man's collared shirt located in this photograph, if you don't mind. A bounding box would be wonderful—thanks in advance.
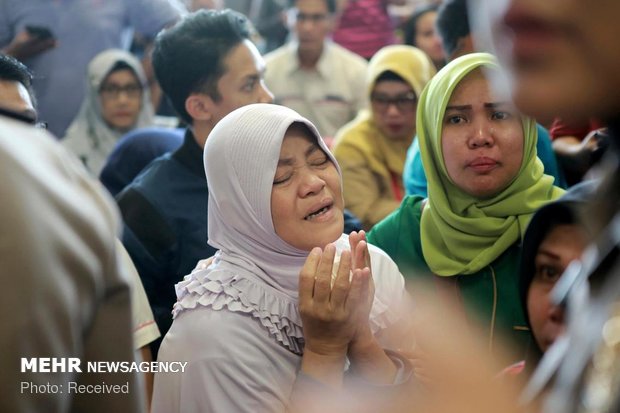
[264,41,368,138]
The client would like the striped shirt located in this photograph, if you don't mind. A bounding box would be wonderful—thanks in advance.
[332,0,397,59]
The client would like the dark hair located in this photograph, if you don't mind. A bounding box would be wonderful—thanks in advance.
[152,9,251,124]
[402,4,439,47]
[436,0,470,58]
[290,0,337,14]
[518,180,596,358]
[0,54,37,109]
[375,70,406,84]
[103,61,141,86]
[287,121,319,143]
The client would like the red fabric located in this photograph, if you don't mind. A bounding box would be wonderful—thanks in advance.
[390,171,403,202]
[549,118,605,141]
[332,0,397,59]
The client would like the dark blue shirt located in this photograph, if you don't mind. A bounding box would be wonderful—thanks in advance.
[117,130,215,355]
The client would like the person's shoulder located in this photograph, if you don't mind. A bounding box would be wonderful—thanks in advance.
[367,242,396,263]
[167,308,283,360]
[264,43,291,59]
[157,307,296,412]
[396,195,426,227]
[264,44,294,68]
[332,114,371,149]
[402,194,426,211]
[369,195,424,236]
[264,46,296,86]
[0,119,117,224]
[115,157,176,225]
[1,116,123,290]
[328,42,368,68]
[120,152,177,192]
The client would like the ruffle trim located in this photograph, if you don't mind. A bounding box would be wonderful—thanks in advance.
[172,269,400,355]
[368,294,400,336]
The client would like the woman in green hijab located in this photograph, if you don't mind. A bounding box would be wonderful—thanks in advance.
[367,53,564,360]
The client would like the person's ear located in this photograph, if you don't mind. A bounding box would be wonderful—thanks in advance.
[185,93,213,122]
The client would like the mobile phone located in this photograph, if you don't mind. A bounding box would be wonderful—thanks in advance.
[25,25,55,41]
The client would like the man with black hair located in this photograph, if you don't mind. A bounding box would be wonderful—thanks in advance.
[0,54,37,123]
[436,0,473,61]
[116,9,274,356]
[264,0,368,138]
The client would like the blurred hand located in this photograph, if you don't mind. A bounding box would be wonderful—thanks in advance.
[399,341,437,388]
[3,30,56,61]
[584,127,610,163]
[573,127,608,172]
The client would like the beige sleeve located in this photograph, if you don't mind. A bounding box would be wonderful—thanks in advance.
[0,120,142,412]
[116,240,161,350]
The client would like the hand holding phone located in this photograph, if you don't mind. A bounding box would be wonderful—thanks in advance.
[4,26,57,60]
[25,25,55,41]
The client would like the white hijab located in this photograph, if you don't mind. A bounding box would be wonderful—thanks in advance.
[62,49,154,175]
[173,104,400,354]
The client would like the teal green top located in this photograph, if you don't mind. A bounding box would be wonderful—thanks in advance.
[368,195,531,360]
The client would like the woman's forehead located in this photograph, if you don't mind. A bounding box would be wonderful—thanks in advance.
[279,134,320,159]
[448,68,511,105]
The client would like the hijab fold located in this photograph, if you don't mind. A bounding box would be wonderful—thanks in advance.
[418,53,564,276]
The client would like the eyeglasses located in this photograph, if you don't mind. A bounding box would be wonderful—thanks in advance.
[370,92,417,112]
[297,12,328,23]
[99,84,142,100]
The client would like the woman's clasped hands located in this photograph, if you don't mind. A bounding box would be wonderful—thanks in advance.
[298,231,396,387]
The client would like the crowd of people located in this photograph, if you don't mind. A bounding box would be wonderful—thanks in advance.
[1,0,619,412]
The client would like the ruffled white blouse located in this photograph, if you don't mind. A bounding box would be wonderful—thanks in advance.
[152,235,407,413]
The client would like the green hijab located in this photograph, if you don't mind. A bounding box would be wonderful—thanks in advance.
[418,53,564,276]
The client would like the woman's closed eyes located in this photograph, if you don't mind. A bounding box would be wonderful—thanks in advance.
[273,148,330,185]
